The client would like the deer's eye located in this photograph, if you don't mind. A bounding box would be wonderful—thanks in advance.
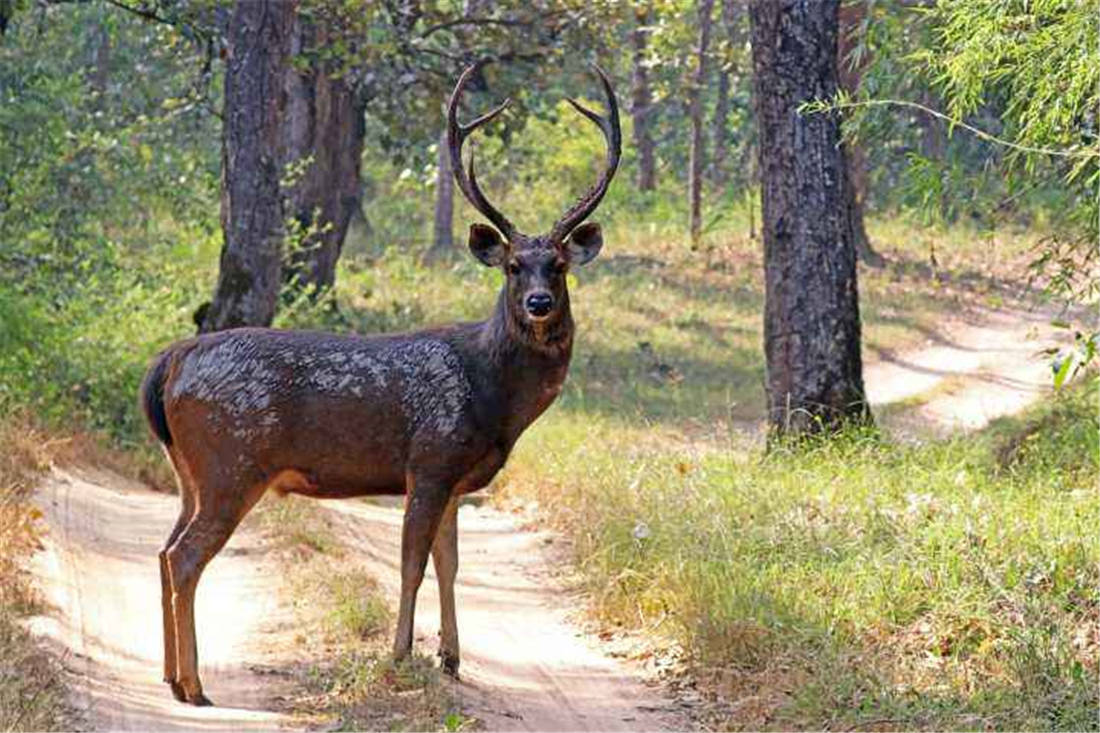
[550,260,567,275]
[507,261,521,275]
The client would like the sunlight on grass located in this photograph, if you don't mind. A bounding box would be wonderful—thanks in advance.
[497,380,1099,729]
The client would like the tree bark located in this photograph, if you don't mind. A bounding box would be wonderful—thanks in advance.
[426,127,455,259]
[631,2,657,192]
[837,0,883,266]
[280,13,366,296]
[201,0,295,333]
[748,0,870,434]
[688,0,715,247]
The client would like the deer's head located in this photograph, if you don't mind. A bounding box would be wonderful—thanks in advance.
[447,62,621,326]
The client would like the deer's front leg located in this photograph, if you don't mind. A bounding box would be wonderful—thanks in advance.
[431,498,460,676]
[393,477,452,663]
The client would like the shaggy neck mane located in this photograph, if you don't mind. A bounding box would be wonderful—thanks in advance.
[480,287,574,364]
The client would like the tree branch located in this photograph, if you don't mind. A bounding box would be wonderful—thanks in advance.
[804,97,1097,159]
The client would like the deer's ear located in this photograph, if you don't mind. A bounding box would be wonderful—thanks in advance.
[567,222,603,265]
[468,224,506,267]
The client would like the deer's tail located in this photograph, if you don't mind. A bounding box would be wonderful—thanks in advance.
[140,349,174,447]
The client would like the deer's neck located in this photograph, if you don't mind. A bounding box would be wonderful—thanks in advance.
[477,288,574,438]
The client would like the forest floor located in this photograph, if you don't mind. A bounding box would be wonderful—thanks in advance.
[20,299,1074,732]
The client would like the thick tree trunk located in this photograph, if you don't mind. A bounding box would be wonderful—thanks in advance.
[631,2,657,192]
[201,0,295,333]
[837,0,883,266]
[688,0,715,247]
[749,0,870,434]
[427,127,455,259]
[281,14,366,296]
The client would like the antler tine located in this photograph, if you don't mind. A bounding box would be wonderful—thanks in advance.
[549,63,622,244]
[447,61,518,240]
[456,99,511,141]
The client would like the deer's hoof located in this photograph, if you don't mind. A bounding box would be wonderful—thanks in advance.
[440,651,460,679]
[189,692,214,707]
[168,680,187,703]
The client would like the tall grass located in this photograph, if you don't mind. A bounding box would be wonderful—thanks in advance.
[0,419,71,730]
[496,380,1099,729]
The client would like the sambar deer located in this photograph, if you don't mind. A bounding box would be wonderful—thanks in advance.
[140,61,620,705]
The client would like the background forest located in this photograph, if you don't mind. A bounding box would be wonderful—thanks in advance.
[0,1,1097,731]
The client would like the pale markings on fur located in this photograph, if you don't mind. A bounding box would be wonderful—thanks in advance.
[171,334,471,438]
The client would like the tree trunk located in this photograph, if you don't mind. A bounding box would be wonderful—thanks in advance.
[688,0,715,248]
[201,0,295,333]
[748,0,870,434]
[709,0,741,186]
[281,13,366,296]
[631,2,657,192]
[918,88,948,218]
[426,127,455,260]
[90,20,110,106]
[837,0,883,266]
[710,65,731,186]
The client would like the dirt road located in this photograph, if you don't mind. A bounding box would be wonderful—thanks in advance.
[24,303,1076,731]
[28,467,680,731]
[323,498,680,731]
[28,467,299,731]
[866,305,1072,435]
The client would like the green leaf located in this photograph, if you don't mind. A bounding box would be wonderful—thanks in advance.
[1053,353,1073,390]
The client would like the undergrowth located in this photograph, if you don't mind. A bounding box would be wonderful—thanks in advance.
[496,378,1099,730]
[0,419,71,731]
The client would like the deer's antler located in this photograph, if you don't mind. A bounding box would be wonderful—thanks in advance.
[548,64,621,244]
[447,61,518,241]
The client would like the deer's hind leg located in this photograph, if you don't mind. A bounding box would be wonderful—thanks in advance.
[159,447,197,701]
[430,498,460,677]
[164,465,267,706]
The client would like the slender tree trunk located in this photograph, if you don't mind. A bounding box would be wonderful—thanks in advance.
[631,2,657,192]
[749,0,870,434]
[709,0,742,186]
[201,0,295,333]
[837,0,883,266]
[426,0,481,258]
[918,88,948,218]
[90,20,110,106]
[688,0,715,247]
[427,127,455,259]
[710,65,731,185]
[281,13,366,296]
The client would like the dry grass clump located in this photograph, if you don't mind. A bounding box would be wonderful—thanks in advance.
[252,494,472,731]
[0,417,72,730]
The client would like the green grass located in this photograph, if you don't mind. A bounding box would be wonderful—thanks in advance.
[495,379,1098,730]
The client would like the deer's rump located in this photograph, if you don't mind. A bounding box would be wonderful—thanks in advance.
[145,327,487,497]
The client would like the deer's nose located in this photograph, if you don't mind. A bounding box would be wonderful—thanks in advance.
[525,292,554,317]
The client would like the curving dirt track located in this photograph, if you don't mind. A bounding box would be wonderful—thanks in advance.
[865,304,1076,435]
[322,498,681,731]
[27,467,681,731]
[27,467,299,731]
[23,303,1080,731]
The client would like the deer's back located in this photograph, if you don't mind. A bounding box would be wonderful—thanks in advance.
[158,327,490,496]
